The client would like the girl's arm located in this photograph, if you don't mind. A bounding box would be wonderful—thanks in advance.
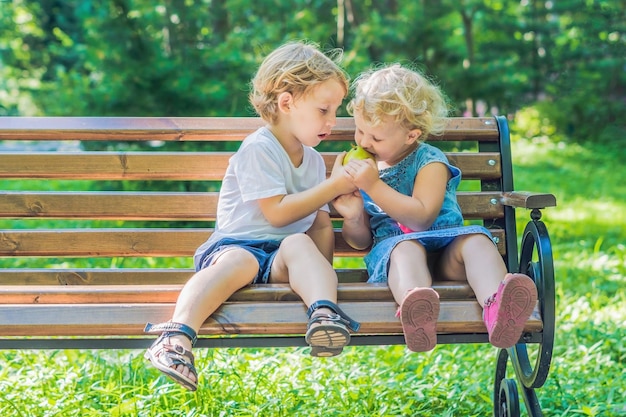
[332,191,372,250]
[306,210,334,264]
[350,159,450,232]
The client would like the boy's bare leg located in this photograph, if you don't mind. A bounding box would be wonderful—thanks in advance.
[163,248,259,381]
[270,233,338,305]
[271,233,358,354]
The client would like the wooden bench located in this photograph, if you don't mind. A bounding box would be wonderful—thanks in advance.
[0,116,556,416]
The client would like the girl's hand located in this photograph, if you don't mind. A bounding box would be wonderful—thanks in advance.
[343,158,379,191]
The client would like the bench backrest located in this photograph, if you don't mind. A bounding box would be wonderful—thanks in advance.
[0,116,514,284]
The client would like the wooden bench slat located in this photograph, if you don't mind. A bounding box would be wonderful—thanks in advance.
[0,117,499,142]
[0,228,210,257]
[0,281,478,304]
[0,152,501,181]
[0,191,218,220]
[0,152,231,180]
[0,301,542,337]
[0,268,194,285]
[0,268,367,285]
[0,191,504,220]
[0,229,506,257]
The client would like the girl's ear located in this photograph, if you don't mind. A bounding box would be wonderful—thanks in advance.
[407,129,422,144]
[277,92,293,113]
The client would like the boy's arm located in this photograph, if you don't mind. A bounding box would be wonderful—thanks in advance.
[306,210,334,264]
[258,155,356,228]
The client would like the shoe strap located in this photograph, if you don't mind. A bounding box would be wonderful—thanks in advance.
[307,299,360,332]
[484,293,496,307]
[144,322,198,347]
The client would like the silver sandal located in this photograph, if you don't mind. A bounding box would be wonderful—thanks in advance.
[305,300,360,357]
[144,322,198,391]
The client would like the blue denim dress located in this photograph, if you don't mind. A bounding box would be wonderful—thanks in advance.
[363,143,493,283]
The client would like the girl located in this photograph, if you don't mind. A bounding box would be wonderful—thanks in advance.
[144,41,360,391]
[334,64,537,353]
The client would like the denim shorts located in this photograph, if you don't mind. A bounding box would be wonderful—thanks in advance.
[194,238,282,284]
[365,225,494,283]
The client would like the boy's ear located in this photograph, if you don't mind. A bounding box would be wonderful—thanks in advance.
[407,129,422,144]
[277,92,293,113]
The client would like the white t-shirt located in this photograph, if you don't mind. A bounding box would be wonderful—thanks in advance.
[196,126,329,252]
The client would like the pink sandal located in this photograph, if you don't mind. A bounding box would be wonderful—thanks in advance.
[398,287,440,352]
[483,273,538,349]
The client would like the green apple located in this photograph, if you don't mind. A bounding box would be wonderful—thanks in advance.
[343,145,375,165]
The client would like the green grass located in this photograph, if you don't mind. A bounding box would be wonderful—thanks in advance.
[1,120,625,416]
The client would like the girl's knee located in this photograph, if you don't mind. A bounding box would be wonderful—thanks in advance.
[392,240,427,259]
[454,233,495,250]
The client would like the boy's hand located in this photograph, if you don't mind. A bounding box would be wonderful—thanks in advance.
[330,153,358,195]
[332,190,363,220]
[333,189,372,250]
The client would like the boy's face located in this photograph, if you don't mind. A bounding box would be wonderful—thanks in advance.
[353,110,420,166]
[286,79,345,148]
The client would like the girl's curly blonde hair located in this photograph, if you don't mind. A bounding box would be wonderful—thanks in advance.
[249,41,349,124]
[347,64,449,139]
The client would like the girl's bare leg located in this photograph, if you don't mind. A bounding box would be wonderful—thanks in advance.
[438,234,537,348]
[438,234,507,306]
[387,240,432,304]
[388,240,440,352]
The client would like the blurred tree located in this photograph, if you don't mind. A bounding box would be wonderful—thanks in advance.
[540,0,625,143]
[0,0,623,144]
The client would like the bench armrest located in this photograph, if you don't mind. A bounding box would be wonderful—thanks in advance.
[501,191,557,209]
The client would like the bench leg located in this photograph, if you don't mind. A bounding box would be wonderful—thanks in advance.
[516,214,556,389]
[494,348,520,417]
[494,348,547,417]
[494,213,556,416]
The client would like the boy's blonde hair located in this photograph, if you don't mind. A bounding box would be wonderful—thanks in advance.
[249,41,349,124]
[347,64,449,139]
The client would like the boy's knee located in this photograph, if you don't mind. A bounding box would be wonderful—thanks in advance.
[281,233,314,249]
[213,247,258,270]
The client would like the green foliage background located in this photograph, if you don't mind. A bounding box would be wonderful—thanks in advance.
[1,0,624,143]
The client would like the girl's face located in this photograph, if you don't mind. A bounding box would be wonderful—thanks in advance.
[287,79,346,148]
[353,110,421,167]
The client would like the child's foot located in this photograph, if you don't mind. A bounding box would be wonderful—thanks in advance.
[305,300,360,357]
[306,310,351,354]
[483,273,538,349]
[398,287,440,352]
[144,322,199,391]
